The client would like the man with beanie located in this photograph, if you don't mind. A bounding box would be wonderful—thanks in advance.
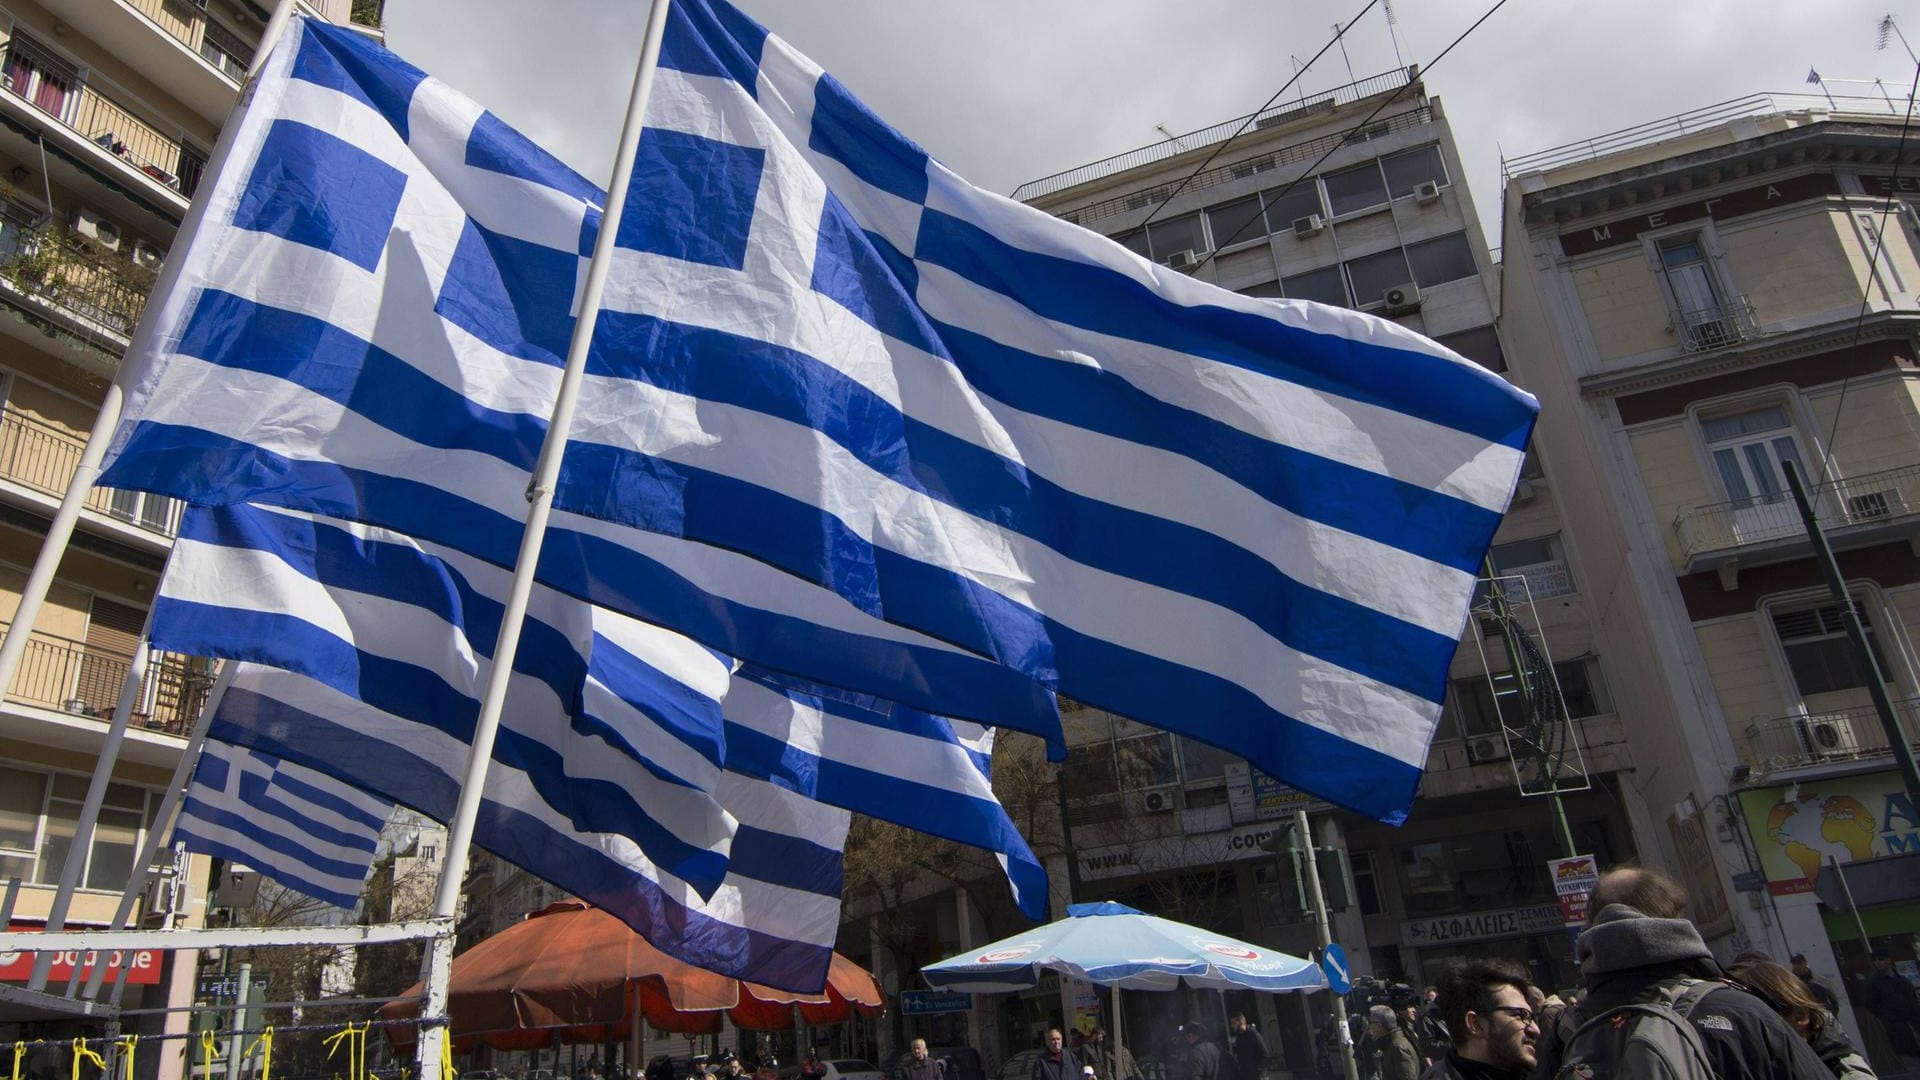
[1530,866,1829,1080]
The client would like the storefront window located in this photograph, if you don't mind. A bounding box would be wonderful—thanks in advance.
[1398,828,1552,917]
[1178,737,1235,782]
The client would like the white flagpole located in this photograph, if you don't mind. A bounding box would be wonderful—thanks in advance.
[412,1,674,1077]
[17,0,302,992]
[78,665,228,1002]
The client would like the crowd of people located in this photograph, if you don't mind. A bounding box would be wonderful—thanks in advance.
[1338,866,1892,1080]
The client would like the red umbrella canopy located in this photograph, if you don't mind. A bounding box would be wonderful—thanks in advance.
[380,903,883,1050]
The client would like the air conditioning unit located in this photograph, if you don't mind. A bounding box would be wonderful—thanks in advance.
[1381,283,1422,314]
[1137,787,1177,814]
[70,207,121,252]
[1800,716,1863,760]
[1466,735,1511,764]
[1413,180,1443,205]
[1847,490,1907,522]
[1292,214,1325,238]
[1163,249,1200,272]
[131,239,164,270]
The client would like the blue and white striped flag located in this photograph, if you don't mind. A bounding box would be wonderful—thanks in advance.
[176,739,392,910]
[156,501,1049,976]
[209,660,848,992]
[98,11,1536,821]
[96,15,1059,751]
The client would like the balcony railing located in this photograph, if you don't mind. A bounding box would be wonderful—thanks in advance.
[122,0,254,86]
[1741,698,1920,773]
[0,620,213,736]
[1676,296,1759,353]
[1674,462,1920,560]
[1,43,203,198]
[0,408,182,536]
[0,229,152,343]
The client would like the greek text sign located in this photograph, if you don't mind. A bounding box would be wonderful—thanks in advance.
[1401,904,1563,948]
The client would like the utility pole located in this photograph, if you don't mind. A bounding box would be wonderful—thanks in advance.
[1482,562,1578,858]
[1783,461,1920,807]
[1285,811,1358,1080]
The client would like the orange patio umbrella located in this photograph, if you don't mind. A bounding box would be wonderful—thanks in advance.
[381,902,884,1052]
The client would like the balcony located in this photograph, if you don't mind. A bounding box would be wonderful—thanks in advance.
[0,408,182,537]
[1,38,205,203]
[0,620,213,737]
[1675,296,1760,353]
[1740,699,1920,774]
[0,228,153,350]
[1674,463,1920,573]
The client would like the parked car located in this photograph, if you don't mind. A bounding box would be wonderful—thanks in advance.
[994,1052,1043,1080]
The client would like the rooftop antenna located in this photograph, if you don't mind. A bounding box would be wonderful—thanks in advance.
[1383,0,1406,71]
[1153,123,1188,150]
[1289,56,1310,105]
[1881,13,1917,64]
[1332,23,1357,83]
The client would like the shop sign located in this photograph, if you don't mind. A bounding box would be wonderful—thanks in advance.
[1549,854,1599,928]
[1668,806,1735,939]
[1401,904,1563,948]
[0,923,162,985]
[1079,820,1294,881]
[900,990,972,1015]
[1736,770,1920,896]
[1225,763,1331,822]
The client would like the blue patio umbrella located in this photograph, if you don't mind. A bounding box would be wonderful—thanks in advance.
[922,902,1326,993]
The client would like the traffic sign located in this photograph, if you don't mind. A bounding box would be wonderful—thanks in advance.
[1319,943,1352,995]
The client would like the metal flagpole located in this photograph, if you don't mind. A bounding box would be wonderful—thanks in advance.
[1296,810,1358,1080]
[412,3,674,1078]
[81,666,230,1002]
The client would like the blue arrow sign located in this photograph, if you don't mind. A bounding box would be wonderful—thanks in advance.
[1320,943,1352,996]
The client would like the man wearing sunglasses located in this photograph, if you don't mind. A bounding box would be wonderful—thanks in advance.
[1424,959,1538,1080]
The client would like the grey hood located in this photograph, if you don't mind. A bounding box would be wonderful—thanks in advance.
[1575,903,1715,978]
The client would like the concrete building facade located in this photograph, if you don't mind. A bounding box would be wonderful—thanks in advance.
[1500,87,1920,1033]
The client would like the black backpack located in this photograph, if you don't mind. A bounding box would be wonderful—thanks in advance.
[1552,977,1723,1080]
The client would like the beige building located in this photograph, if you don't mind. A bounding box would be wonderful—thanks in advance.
[1000,66,1643,1065]
[1500,87,1920,1022]
[0,0,364,1075]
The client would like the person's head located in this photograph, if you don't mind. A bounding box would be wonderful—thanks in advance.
[725,1062,742,1077]
[1874,949,1895,971]
[1366,1005,1397,1039]
[1434,958,1539,1071]
[1228,1013,1247,1034]
[911,1041,928,1061]
[1396,1002,1417,1025]
[1588,866,1688,919]
[1523,984,1547,1011]
[1727,956,1826,1042]
[1790,953,1813,976]
[1423,986,1438,1004]
[1088,1028,1106,1046]
[1046,1030,1065,1053]
[1181,1024,1200,1044]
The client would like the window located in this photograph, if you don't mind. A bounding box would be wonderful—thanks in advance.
[23,773,153,892]
[1282,266,1348,307]
[1400,829,1548,917]
[1658,233,1724,320]
[1487,533,1573,597]
[1205,195,1266,251]
[177,144,210,199]
[1771,599,1891,697]
[1381,145,1448,198]
[1406,233,1478,287]
[1701,405,1804,505]
[1346,247,1414,306]
[198,19,253,83]
[1114,732,1176,788]
[1146,214,1205,263]
[1323,162,1388,217]
[1262,182,1323,232]
[0,767,45,883]
[1856,211,1906,295]
[1237,280,1284,299]
[1113,228,1152,261]
[1177,736,1234,783]
[1351,851,1383,916]
[1437,324,1506,373]
[1448,657,1611,739]
[3,35,80,121]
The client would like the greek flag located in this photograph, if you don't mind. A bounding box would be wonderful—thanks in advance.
[175,740,392,910]
[155,501,1048,979]
[209,660,848,992]
[96,15,1059,751]
[97,10,1536,821]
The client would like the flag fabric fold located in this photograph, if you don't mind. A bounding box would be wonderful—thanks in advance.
[175,739,393,910]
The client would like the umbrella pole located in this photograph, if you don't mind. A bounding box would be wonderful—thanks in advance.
[1110,986,1123,1080]
[628,995,644,1080]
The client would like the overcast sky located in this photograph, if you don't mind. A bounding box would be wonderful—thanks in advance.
[384,0,1914,247]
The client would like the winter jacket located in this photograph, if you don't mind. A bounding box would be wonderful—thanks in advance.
[1380,1030,1420,1080]
[1227,1028,1267,1080]
[1529,903,1832,1080]
[1184,1040,1221,1080]
[1031,1050,1081,1080]
[1418,1054,1528,1080]
[1810,1025,1877,1080]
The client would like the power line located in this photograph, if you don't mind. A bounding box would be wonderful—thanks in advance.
[1189,0,1519,273]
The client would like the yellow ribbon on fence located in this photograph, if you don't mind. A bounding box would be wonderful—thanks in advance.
[70,1039,103,1080]
[115,1036,136,1080]
[200,1030,223,1080]
[242,1027,273,1080]
[13,1040,26,1080]
[322,1023,368,1080]
[439,1031,452,1080]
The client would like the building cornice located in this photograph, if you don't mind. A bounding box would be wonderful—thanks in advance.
[1578,314,1917,399]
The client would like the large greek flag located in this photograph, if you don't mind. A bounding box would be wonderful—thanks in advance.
[157,502,1049,978]
[98,11,1535,821]
[176,739,392,910]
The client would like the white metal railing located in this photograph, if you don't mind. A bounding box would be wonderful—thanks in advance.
[1741,698,1920,771]
[1674,462,1920,559]
[0,408,183,535]
[1676,295,1759,353]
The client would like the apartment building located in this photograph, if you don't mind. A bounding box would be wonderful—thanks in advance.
[1005,67,1642,1065]
[1500,88,1920,1024]
[0,1,360,1075]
